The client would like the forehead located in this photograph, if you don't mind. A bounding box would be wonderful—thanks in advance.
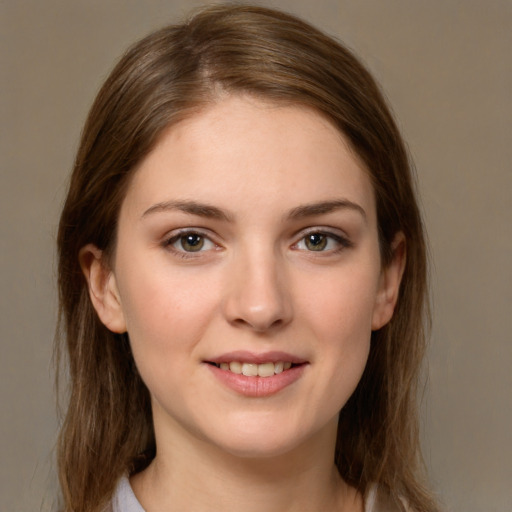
[122,95,376,222]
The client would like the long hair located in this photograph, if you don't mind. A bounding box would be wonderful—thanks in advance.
[56,4,437,511]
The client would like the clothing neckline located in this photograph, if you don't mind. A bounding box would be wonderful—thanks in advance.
[112,475,379,512]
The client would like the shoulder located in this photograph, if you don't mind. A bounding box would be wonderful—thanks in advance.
[364,483,414,512]
[110,475,146,512]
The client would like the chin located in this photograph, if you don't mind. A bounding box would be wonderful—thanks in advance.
[200,413,336,462]
[215,437,305,461]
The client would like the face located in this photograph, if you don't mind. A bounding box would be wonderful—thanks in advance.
[83,95,403,460]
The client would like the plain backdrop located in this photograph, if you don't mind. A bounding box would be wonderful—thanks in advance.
[1,1,511,511]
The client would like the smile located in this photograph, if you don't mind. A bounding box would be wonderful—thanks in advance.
[206,360,307,397]
[212,361,294,377]
[205,351,308,396]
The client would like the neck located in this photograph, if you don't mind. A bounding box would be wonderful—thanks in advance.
[131,418,362,512]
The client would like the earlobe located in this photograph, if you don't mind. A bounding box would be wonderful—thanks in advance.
[371,232,406,331]
[79,244,127,333]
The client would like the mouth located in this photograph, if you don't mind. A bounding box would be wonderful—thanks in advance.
[204,352,308,397]
[207,361,300,378]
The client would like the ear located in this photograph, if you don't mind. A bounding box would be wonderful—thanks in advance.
[79,244,127,333]
[371,232,406,331]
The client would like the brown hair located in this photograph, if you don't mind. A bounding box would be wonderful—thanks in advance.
[56,4,438,511]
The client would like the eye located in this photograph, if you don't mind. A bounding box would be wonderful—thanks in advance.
[294,231,351,253]
[304,233,329,251]
[166,231,216,253]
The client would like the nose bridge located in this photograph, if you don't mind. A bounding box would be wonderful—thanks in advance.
[223,241,292,332]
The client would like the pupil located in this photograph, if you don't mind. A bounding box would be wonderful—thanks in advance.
[306,233,327,251]
[182,234,204,251]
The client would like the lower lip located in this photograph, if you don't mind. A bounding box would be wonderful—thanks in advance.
[206,364,307,397]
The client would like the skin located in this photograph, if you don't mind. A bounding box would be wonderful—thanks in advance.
[81,95,405,512]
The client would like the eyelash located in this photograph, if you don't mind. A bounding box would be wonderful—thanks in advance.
[162,228,352,259]
[163,229,218,259]
[292,229,353,254]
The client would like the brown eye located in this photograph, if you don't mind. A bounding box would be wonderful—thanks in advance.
[180,233,205,252]
[304,233,328,251]
[165,230,217,256]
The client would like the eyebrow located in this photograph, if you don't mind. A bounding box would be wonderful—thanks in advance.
[141,198,366,223]
[142,200,233,221]
[287,199,367,222]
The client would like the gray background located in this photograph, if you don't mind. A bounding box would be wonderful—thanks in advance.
[1,1,511,511]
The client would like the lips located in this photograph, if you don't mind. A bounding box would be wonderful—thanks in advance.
[207,350,307,365]
[205,351,308,397]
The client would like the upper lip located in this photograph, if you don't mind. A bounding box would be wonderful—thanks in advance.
[205,350,308,365]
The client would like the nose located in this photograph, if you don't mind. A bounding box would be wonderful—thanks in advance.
[222,247,293,333]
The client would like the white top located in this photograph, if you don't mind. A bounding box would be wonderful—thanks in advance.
[111,475,400,512]
[111,476,144,512]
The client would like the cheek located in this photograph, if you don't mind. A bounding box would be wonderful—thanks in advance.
[301,263,379,342]
[115,259,221,373]
[298,266,378,397]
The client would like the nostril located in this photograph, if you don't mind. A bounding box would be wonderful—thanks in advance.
[221,270,293,331]
[232,316,285,332]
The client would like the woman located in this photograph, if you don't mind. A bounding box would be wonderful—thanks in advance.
[56,4,439,512]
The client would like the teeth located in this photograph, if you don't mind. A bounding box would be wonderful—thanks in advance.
[274,361,284,374]
[229,361,242,374]
[242,363,258,377]
[257,362,275,377]
[217,361,295,377]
